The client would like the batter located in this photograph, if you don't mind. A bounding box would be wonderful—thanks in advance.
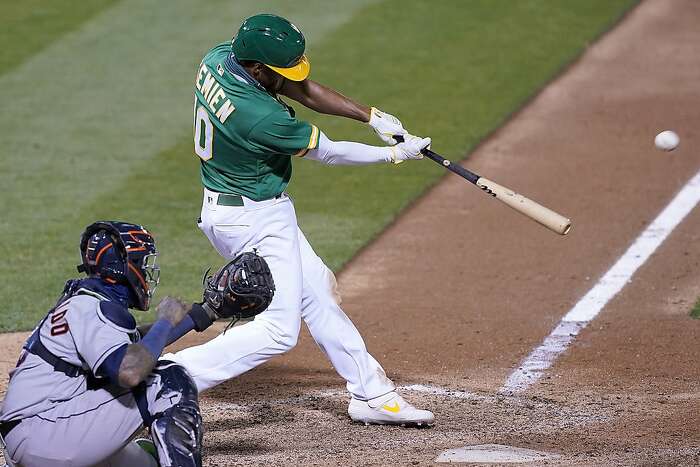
[167,13,434,425]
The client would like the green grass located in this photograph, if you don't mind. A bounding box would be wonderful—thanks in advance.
[0,0,637,330]
[0,0,119,75]
[691,298,700,319]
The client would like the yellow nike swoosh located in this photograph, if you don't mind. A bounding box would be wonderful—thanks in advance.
[382,402,400,413]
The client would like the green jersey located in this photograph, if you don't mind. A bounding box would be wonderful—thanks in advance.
[193,42,319,200]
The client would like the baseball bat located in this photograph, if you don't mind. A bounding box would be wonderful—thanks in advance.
[395,136,572,235]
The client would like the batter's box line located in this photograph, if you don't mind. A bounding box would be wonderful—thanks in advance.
[317,384,510,403]
[501,168,700,394]
[202,384,609,428]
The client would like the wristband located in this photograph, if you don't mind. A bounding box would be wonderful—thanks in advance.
[188,303,216,332]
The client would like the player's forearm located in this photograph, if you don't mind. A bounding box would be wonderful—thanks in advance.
[305,131,393,165]
[139,314,198,345]
[117,344,157,388]
[166,314,197,344]
[280,79,371,122]
[118,318,172,387]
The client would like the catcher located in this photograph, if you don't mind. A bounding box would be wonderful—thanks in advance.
[0,221,274,467]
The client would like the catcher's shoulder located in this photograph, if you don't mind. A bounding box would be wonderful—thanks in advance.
[97,300,136,333]
[66,294,136,333]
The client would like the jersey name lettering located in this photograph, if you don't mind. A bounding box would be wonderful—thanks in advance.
[195,62,236,124]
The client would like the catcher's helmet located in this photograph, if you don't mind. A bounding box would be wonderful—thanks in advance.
[78,221,160,311]
[231,13,309,81]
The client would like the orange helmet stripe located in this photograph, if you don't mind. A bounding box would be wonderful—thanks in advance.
[127,262,148,292]
[94,242,113,265]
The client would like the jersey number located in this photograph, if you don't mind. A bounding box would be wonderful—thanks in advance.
[194,104,214,161]
[50,309,70,336]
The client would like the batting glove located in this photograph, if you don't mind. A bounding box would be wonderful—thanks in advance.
[389,134,431,164]
[368,107,408,145]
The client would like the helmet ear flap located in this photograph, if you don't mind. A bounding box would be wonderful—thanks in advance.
[78,225,127,278]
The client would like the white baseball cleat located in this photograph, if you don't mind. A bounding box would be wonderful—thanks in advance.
[348,391,434,426]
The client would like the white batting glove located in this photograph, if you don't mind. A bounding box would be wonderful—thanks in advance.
[368,107,407,145]
[388,134,431,164]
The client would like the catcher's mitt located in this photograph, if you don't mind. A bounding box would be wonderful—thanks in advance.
[188,251,275,332]
[205,251,274,318]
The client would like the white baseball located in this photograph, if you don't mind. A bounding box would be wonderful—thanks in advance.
[655,130,679,151]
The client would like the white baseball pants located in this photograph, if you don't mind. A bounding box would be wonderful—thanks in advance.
[166,189,394,400]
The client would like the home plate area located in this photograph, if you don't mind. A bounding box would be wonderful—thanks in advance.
[435,444,560,463]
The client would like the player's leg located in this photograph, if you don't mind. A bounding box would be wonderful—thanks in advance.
[297,227,435,425]
[95,441,158,467]
[165,193,303,392]
[298,231,394,399]
[1,391,145,467]
[146,361,203,467]
[1,363,202,467]
[99,361,204,467]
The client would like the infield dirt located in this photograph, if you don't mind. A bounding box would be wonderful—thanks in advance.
[2,0,699,465]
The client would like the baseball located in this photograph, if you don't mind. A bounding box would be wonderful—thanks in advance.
[654,130,679,151]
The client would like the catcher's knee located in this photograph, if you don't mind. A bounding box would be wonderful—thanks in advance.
[150,363,203,467]
[153,361,199,403]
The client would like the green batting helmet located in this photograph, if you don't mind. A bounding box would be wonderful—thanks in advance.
[232,13,310,81]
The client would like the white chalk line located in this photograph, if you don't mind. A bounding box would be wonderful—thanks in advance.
[501,168,700,394]
[317,384,484,401]
[206,384,486,408]
[399,384,486,401]
[203,382,610,431]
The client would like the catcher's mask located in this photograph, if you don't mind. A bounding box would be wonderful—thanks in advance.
[204,251,275,321]
[77,221,160,311]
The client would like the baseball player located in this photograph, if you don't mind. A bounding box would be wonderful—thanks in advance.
[0,221,275,467]
[167,13,435,426]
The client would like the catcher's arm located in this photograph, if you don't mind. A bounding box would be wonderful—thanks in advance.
[135,254,280,347]
[101,297,189,388]
[138,314,200,346]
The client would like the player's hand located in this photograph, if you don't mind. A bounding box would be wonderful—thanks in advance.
[156,296,189,326]
[389,134,431,164]
[368,107,407,145]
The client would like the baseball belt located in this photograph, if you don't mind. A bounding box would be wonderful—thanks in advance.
[216,192,284,206]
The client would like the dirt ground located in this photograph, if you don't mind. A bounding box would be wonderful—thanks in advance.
[2,0,700,465]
